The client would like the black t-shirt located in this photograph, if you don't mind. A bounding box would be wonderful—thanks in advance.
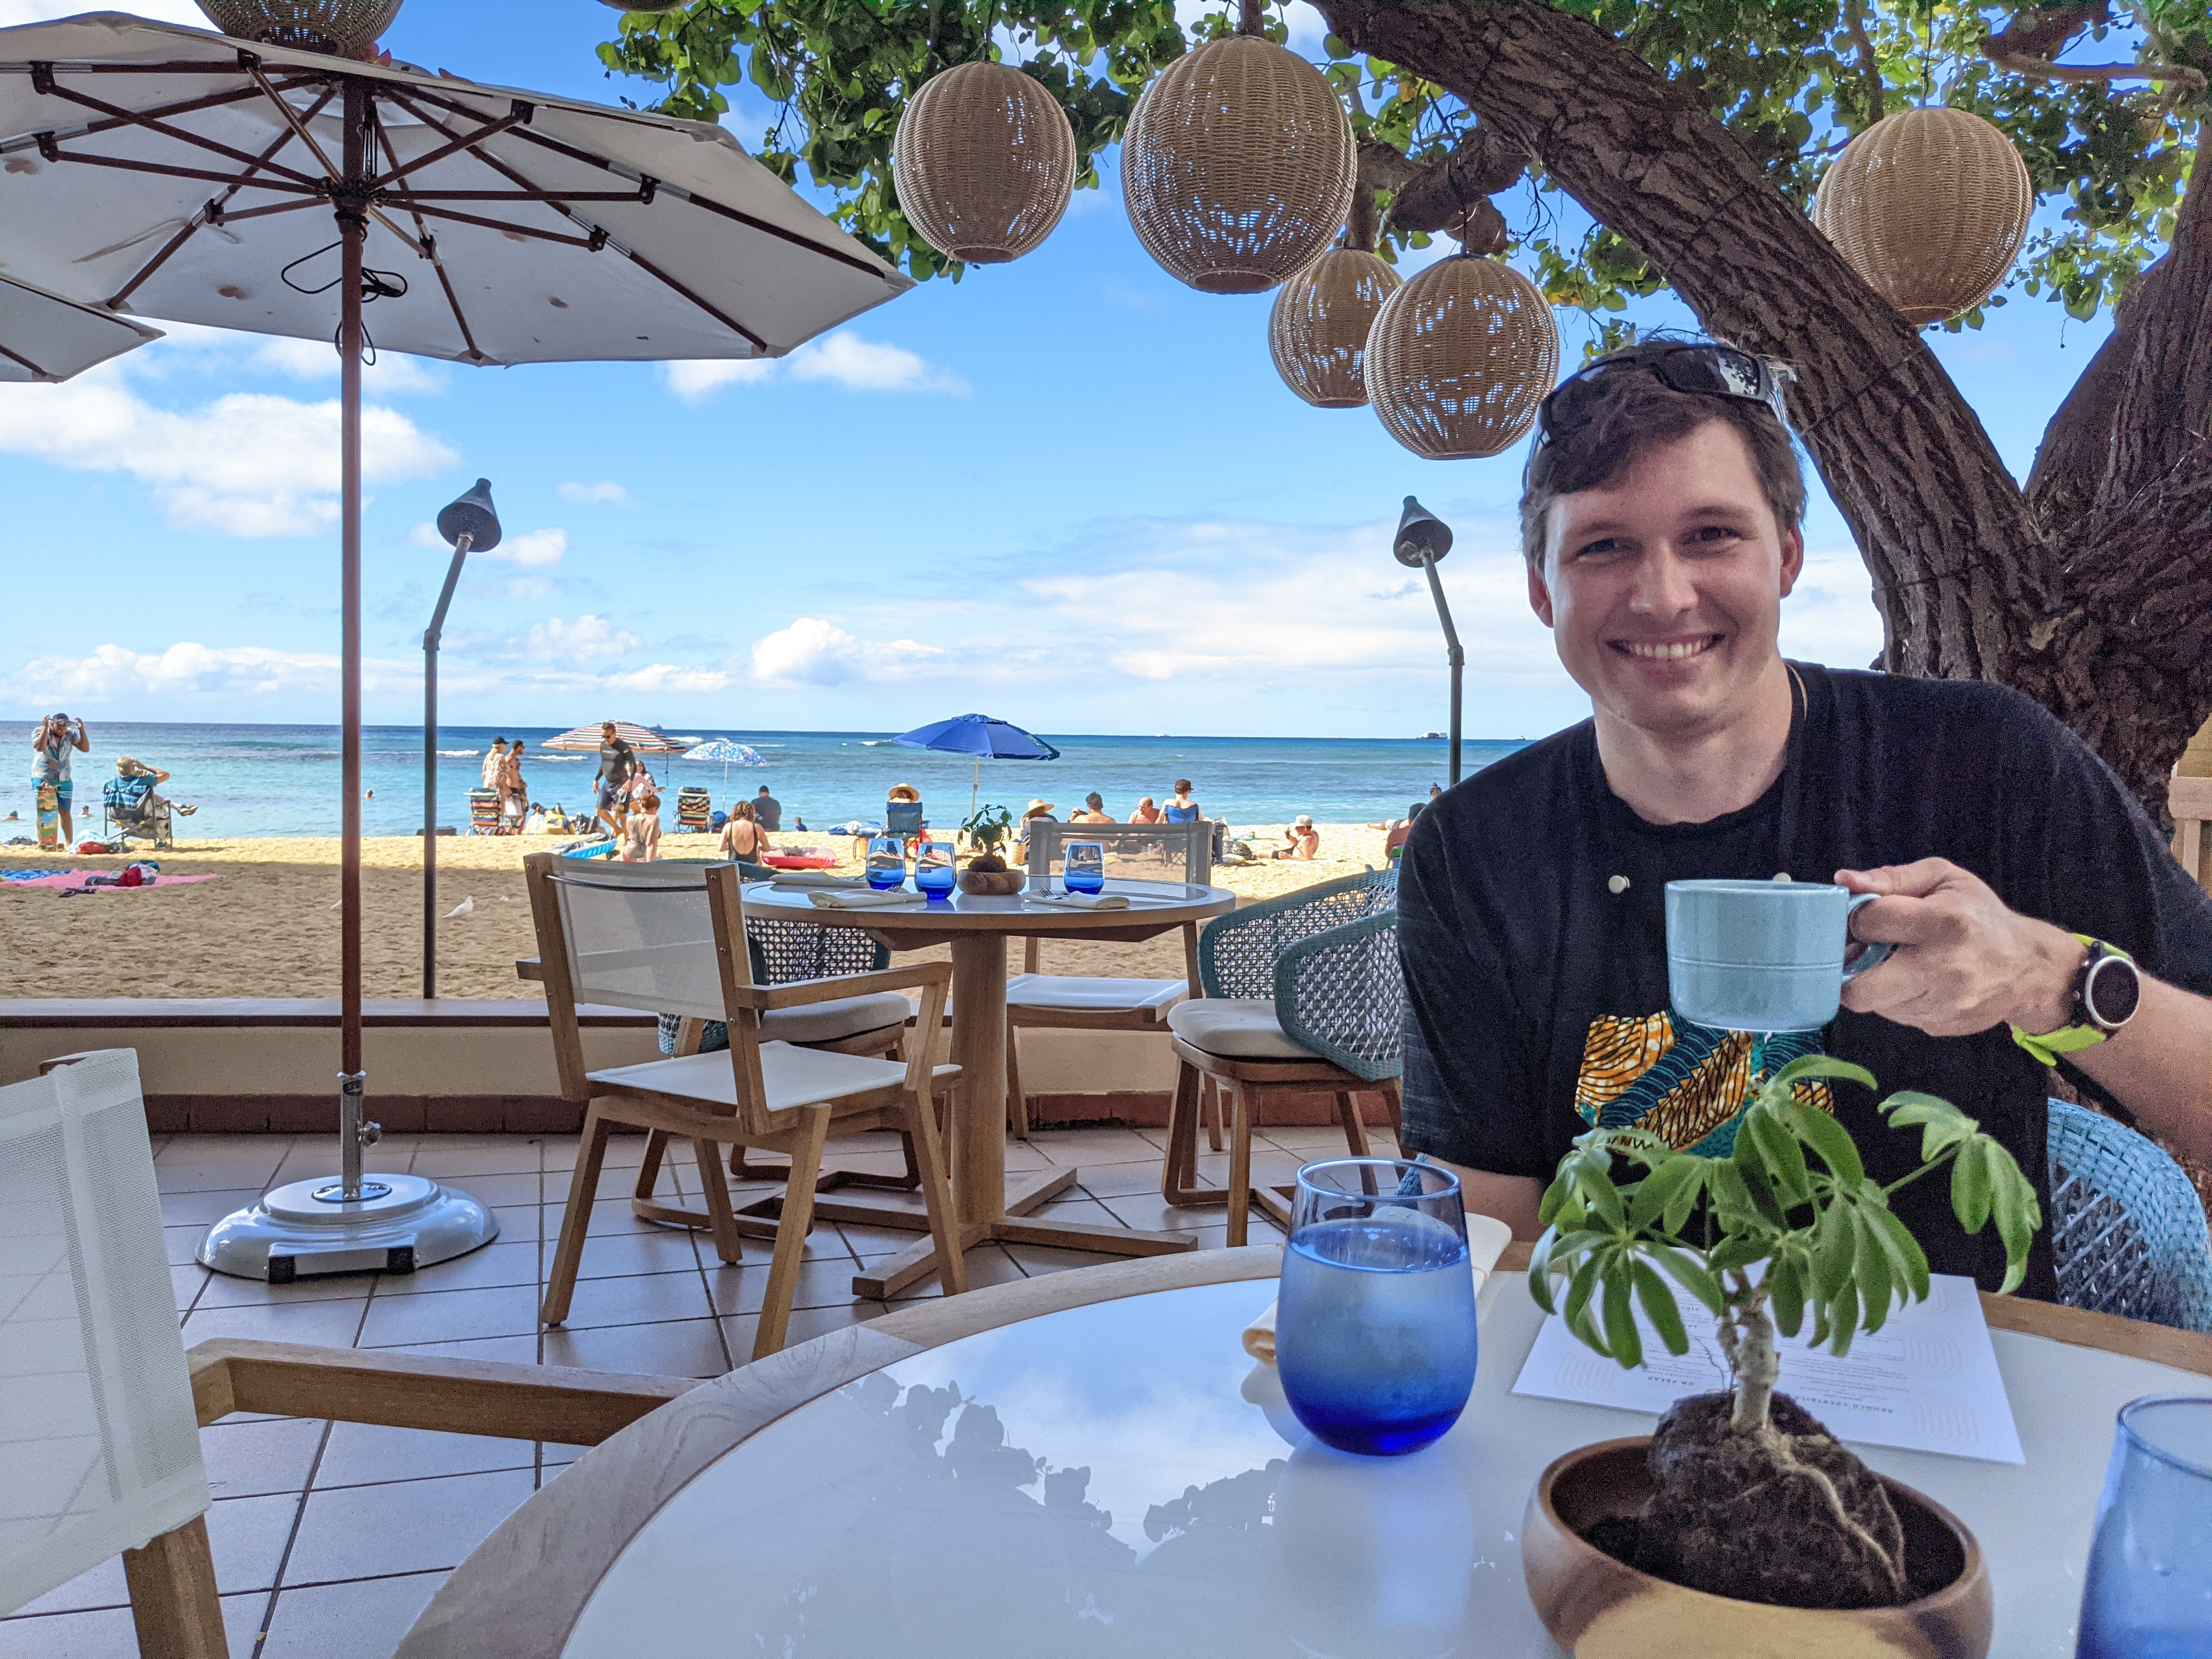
[754,793,782,831]
[598,740,634,787]
[1398,663,2212,1297]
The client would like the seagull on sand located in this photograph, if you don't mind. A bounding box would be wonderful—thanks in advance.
[445,896,475,919]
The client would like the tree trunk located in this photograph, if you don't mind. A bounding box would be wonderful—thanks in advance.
[1317,0,2212,822]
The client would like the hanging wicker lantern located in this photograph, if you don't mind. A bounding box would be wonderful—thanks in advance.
[1367,254,1559,461]
[197,0,402,57]
[1121,33,1356,295]
[892,61,1077,266]
[1813,106,2033,327]
[1268,247,1402,408]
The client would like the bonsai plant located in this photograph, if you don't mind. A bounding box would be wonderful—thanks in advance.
[957,803,1024,894]
[1527,1054,2040,1615]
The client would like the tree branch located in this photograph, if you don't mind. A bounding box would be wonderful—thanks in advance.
[1983,2,2207,93]
[1841,0,1885,122]
[1357,126,1526,237]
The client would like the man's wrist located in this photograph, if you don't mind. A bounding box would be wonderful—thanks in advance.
[2011,924,2087,1034]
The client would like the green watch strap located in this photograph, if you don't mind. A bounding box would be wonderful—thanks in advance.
[2010,934,2134,1066]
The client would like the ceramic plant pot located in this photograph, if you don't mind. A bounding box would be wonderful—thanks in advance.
[1521,1438,1993,1659]
[957,865,1025,896]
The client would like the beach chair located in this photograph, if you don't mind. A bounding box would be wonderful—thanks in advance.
[1005,819,1220,1139]
[2049,1098,2212,1333]
[676,786,713,834]
[468,787,506,836]
[2,1051,696,1659]
[101,773,172,849]
[1162,868,1403,1245]
[523,855,968,1358]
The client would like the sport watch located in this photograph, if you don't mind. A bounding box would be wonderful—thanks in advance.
[2010,936,2141,1066]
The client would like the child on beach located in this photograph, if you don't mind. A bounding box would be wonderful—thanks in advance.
[622,791,662,862]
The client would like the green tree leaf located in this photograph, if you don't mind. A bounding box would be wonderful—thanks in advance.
[1632,1259,1689,1355]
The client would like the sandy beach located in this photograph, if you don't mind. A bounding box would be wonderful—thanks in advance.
[0,823,1395,999]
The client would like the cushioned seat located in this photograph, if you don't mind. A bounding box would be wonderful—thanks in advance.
[1165,997,1314,1061]
[1005,973,1186,1014]
[591,1042,958,1115]
[760,991,913,1044]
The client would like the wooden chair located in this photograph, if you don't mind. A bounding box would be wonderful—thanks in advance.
[523,855,968,1359]
[2,1050,697,1659]
[1161,869,1404,1245]
[1004,819,1223,1140]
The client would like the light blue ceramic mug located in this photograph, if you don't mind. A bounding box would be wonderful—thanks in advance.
[1665,879,1894,1033]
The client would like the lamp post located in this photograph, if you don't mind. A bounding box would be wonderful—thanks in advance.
[1393,495,1463,785]
[424,479,501,999]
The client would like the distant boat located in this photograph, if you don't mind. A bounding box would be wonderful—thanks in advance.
[1419,731,1446,740]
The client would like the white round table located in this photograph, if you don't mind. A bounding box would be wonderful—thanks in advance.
[397,1249,2212,1659]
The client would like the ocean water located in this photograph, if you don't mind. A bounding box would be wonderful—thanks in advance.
[0,722,1529,840]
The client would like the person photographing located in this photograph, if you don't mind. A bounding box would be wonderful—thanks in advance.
[1397,337,2212,1297]
[31,713,89,847]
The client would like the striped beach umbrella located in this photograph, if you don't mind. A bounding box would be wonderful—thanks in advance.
[543,721,690,755]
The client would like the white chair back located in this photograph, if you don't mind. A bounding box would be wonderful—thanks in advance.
[1024,819,1214,888]
[545,861,735,1023]
[1,1051,208,1616]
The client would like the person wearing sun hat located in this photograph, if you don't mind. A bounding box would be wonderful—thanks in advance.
[1271,814,1320,860]
[1016,798,1058,851]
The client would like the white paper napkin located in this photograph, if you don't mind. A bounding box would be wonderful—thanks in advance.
[806,888,926,910]
[769,872,864,890]
[1029,891,1132,911]
[1243,1212,1514,1365]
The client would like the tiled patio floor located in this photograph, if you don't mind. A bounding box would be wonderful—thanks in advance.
[4,1120,1391,1659]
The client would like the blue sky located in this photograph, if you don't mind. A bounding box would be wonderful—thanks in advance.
[0,0,2119,741]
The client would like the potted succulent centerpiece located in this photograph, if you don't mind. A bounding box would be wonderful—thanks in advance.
[957,804,1025,895]
[1520,1055,2041,1658]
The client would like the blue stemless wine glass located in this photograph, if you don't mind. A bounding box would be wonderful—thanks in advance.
[915,839,956,902]
[866,836,906,891]
[1275,1158,1478,1457]
[1064,840,1105,895]
[2077,1395,2212,1659]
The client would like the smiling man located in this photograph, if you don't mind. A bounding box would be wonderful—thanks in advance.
[1397,339,2212,1294]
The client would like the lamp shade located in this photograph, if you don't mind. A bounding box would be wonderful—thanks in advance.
[436,478,501,552]
[1121,34,1356,296]
[1813,106,2033,327]
[892,61,1077,266]
[1367,255,1558,461]
[1269,247,1402,408]
[195,0,402,57]
[1393,496,1453,567]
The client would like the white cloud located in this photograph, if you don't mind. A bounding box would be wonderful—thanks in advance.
[3,641,416,703]
[246,334,445,393]
[749,617,945,687]
[404,522,567,566]
[0,362,454,536]
[489,614,642,664]
[606,663,736,695]
[665,330,969,403]
[557,480,631,505]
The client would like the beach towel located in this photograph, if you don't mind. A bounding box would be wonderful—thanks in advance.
[4,870,221,892]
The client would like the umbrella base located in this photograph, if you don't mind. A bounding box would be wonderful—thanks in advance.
[196,1173,499,1282]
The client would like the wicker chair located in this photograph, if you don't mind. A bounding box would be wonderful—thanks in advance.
[2048,1098,2212,1333]
[1163,868,1402,1244]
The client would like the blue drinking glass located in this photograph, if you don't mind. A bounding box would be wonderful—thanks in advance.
[2076,1395,2212,1659]
[1275,1158,1478,1457]
[866,836,906,891]
[915,839,956,902]
[1064,840,1105,895]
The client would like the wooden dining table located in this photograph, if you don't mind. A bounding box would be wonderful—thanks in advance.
[396,1245,2212,1658]
[521,874,1240,1297]
[737,877,1238,1297]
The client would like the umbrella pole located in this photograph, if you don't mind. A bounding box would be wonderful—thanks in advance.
[337,81,371,1201]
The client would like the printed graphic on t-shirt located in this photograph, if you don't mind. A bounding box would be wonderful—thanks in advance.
[1574,1013,1832,1156]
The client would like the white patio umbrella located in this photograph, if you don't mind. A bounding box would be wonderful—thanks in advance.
[0,8,912,1278]
[0,271,162,380]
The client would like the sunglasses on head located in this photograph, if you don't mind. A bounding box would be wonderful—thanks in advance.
[1527,344,1793,465]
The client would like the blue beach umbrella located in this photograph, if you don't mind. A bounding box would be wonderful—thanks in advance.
[684,738,766,801]
[893,713,1060,815]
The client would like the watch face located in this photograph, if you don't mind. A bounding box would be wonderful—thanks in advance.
[2085,952,2141,1029]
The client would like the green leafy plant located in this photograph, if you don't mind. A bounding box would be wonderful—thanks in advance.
[1530,1055,2040,1436]
[960,803,1016,867]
